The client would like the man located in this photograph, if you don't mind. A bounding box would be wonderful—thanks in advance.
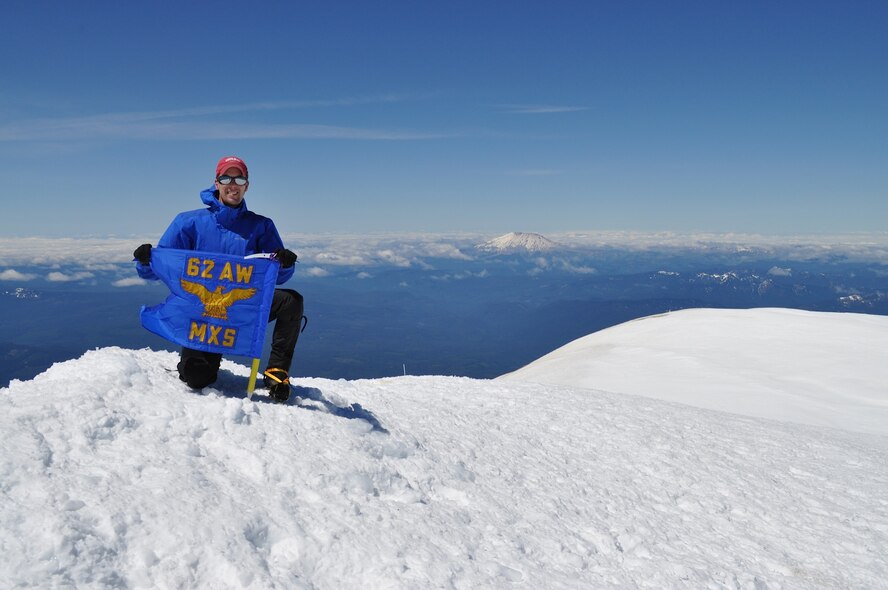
[133,156,303,402]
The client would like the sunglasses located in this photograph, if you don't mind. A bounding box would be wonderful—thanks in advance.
[216,175,248,186]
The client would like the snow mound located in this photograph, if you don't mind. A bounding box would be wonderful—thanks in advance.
[2,343,887,588]
[476,232,558,253]
[500,308,888,436]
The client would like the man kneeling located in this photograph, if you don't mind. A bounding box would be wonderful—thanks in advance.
[133,156,303,402]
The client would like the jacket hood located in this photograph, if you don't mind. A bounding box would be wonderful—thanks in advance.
[200,186,249,226]
[200,186,221,209]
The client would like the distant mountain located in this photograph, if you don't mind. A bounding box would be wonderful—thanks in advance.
[476,232,558,253]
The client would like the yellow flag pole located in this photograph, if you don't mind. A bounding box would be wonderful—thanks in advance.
[247,357,261,398]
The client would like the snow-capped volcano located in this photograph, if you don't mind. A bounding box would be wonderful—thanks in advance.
[2,309,886,588]
[475,232,558,253]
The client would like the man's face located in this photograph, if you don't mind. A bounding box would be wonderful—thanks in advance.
[215,166,249,207]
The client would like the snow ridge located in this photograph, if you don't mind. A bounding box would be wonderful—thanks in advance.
[501,308,888,437]
[2,340,887,588]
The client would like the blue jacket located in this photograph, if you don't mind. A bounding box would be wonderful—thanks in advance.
[136,186,294,284]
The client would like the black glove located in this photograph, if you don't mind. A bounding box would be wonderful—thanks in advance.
[273,248,298,268]
[133,243,152,265]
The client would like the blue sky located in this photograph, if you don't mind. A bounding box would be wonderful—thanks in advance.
[1,0,886,237]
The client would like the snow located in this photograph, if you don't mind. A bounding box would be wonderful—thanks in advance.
[501,308,888,437]
[2,309,887,588]
[476,232,558,253]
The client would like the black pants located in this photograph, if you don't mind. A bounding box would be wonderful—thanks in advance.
[178,289,304,388]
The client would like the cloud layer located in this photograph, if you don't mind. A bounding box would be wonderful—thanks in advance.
[2,232,887,288]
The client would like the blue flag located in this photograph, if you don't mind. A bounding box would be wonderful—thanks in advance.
[140,248,280,358]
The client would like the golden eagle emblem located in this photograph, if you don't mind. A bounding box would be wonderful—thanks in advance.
[180,280,257,321]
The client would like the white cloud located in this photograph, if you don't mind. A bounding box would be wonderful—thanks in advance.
[376,249,412,268]
[502,104,589,114]
[558,261,596,275]
[2,233,888,277]
[768,266,792,277]
[0,237,149,266]
[0,269,37,281]
[284,233,480,268]
[417,243,473,260]
[313,252,370,265]
[113,277,148,287]
[47,271,95,282]
[525,255,595,275]
[82,263,124,272]
[0,98,454,142]
[432,270,490,281]
[548,231,888,262]
[306,267,330,277]
[356,272,372,279]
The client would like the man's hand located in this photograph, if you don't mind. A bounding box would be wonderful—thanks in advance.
[273,248,298,268]
[133,243,152,265]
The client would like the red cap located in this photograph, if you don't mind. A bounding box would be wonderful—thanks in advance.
[215,156,248,178]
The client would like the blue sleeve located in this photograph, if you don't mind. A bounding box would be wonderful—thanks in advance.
[277,262,295,284]
[134,213,196,281]
[157,213,196,249]
[135,260,157,280]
